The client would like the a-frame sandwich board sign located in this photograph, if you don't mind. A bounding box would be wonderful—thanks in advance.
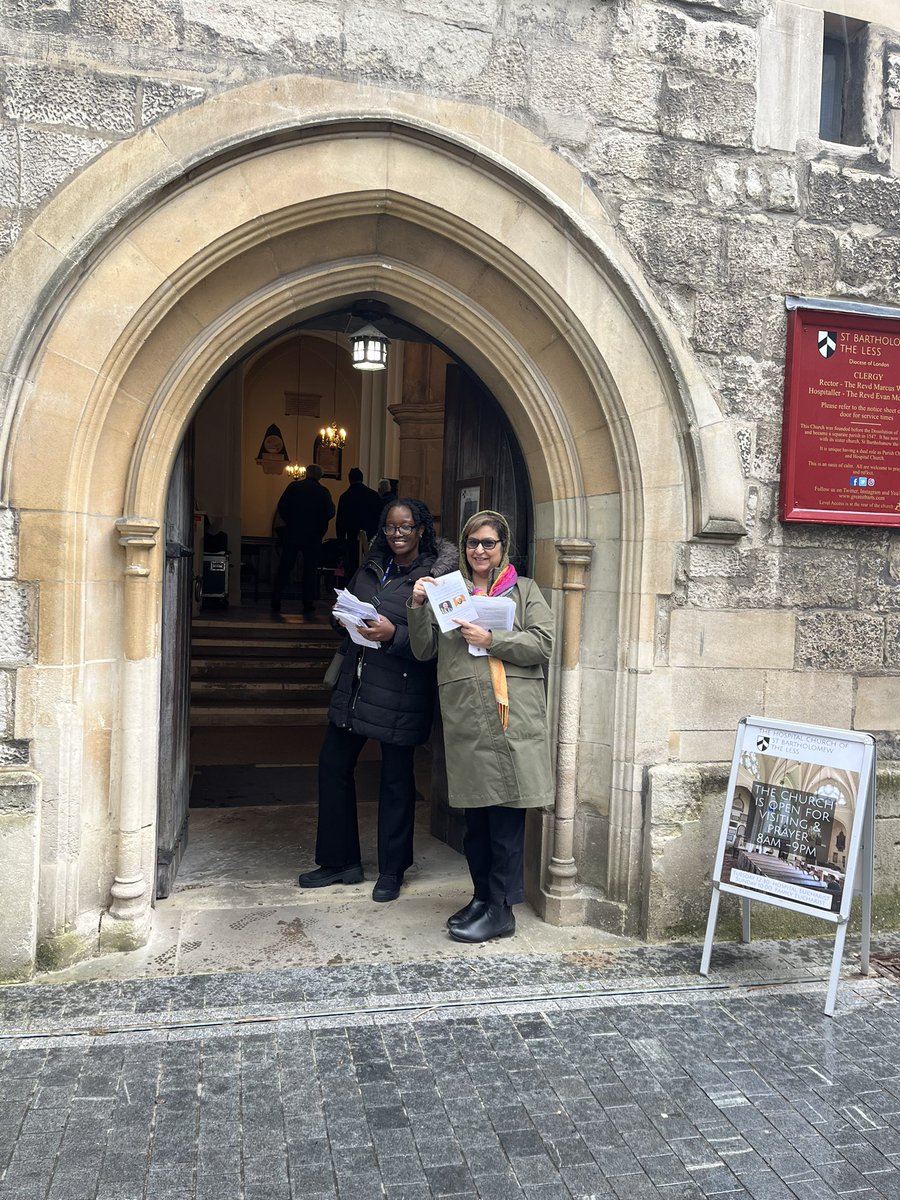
[700,716,876,1017]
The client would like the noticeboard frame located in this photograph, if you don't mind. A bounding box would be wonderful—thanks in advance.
[699,716,876,1016]
[781,303,900,527]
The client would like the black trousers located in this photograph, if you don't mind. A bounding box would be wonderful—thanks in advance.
[463,806,527,906]
[315,723,417,876]
[273,538,321,610]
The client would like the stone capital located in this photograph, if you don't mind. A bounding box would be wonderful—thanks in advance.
[554,538,593,589]
[116,517,160,578]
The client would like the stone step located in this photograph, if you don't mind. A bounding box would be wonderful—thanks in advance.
[192,620,335,641]
[191,680,331,700]
[190,705,330,727]
[190,638,339,658]
[191,659,329,681]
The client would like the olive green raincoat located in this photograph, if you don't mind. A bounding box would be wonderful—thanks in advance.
[407,576,555,809]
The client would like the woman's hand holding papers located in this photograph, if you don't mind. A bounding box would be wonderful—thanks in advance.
[452,618,493,650]
[410,576,436,607]
[356,615,397,643]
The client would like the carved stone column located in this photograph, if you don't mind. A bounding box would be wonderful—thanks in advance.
[99,517,160,951]
[388,342,445,522]
[544,538,593,912]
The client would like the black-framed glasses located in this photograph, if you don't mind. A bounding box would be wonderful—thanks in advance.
[383,523,418,536]
[466,537,500,551]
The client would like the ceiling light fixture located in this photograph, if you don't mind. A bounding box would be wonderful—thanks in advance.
[350,322,389,372]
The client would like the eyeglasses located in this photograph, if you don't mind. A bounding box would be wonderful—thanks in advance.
[383,524,418,536]
[466,538,500,551]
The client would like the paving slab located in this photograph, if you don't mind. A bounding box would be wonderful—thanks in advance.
[5,806,900,1199]
[1,937,899,1200]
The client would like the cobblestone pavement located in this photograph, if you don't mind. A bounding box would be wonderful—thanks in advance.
[1,935,900,1200]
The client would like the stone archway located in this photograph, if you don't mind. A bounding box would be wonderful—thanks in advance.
[0,79,745,973]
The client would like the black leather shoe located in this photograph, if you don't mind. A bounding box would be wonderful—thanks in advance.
[447,898,489,930]
[372,873,403,902]
[298,864,363,888]
[448,903,516,943]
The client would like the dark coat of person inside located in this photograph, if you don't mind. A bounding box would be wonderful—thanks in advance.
[336,468,383,576]
[271,463,335,614]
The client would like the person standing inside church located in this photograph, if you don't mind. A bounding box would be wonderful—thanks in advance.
[377,478,398,509]
[336,468,382,577]
[271,463,335,614]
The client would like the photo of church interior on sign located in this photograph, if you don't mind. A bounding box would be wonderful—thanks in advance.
[721,747,857,913]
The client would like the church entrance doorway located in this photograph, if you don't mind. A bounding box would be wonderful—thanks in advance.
[154,315,535,958]
[0,89,747,980]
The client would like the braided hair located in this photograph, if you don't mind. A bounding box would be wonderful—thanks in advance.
[367,497,437,564]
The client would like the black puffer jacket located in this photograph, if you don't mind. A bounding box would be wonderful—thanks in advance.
[328,539,457,745]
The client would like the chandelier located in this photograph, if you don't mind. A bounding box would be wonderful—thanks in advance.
[319,423,347,449]
[284,332,307,480]
[320,332,348,448]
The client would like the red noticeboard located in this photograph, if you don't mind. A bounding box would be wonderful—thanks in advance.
[781,307,900,526]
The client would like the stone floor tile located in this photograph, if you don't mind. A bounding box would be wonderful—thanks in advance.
[472,1171,526,1199]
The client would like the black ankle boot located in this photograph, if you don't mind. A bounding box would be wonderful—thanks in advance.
[447,898,489,930]
[298,864,363,888]
[448,903,515,943]
[372,873,403,902]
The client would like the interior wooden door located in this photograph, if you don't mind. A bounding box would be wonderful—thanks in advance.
[156,429,194,898]
[432,365,533,848]
[440,365,531,566]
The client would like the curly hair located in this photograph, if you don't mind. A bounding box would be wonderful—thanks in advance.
[367,497,437,563]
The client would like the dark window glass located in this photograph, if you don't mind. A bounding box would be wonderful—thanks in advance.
[819,16,867,147]
[819,35,846,142]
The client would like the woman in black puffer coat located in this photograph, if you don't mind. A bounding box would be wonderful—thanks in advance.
[299,498,456,903]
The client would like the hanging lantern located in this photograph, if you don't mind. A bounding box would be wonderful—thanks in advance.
[350,323,389,371]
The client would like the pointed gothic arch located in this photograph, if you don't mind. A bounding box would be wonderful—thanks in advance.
[0,78,745,971]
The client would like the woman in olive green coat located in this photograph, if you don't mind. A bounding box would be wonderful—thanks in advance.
[408,510,554,943]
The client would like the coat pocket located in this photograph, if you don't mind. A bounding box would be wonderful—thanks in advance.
[504,676,547,740]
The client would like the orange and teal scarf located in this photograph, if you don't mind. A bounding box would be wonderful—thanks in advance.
[472,563,518,730]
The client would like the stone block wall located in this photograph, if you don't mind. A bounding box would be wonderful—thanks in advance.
[0,508,30,766]
[0,771,40,980]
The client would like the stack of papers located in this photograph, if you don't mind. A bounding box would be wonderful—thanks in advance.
[467,595,516,656]
[421,572,517,655]
[333,588,381,649]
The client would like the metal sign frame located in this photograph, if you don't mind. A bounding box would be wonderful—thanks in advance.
[700,716,876,1016]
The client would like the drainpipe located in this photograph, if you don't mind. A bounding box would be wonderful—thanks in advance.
[545,538,593,906]
[99,517,160,951]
